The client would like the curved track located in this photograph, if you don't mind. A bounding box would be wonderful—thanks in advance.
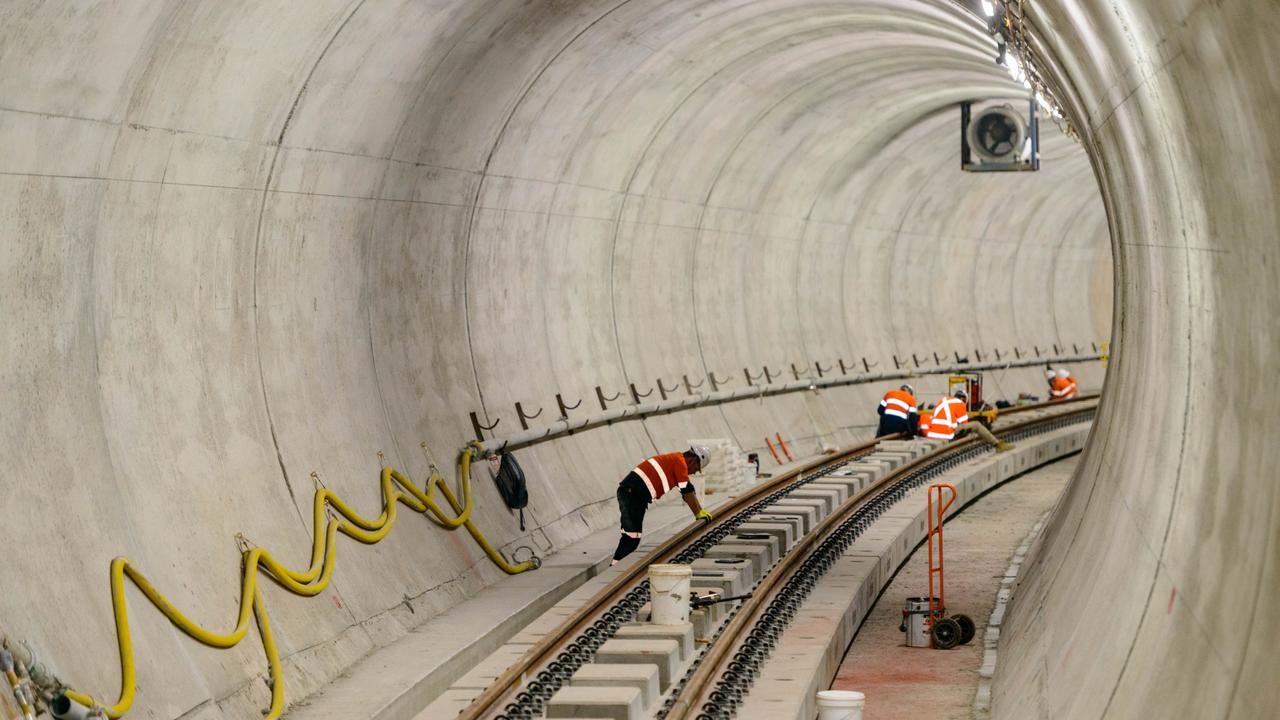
[460,396,1098,720]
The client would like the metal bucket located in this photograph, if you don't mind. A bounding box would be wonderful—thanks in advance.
[901,596,941,648]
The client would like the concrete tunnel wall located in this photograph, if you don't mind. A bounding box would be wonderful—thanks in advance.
[0,2,1119,718]
[991,1,1280,719]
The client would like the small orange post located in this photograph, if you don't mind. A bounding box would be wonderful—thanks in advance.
[775,433,794,461]
[927,483,958,626]
[765,437,783,465]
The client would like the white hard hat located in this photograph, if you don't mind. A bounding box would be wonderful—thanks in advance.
[1056,368,1070,379]
[953,387,968,399]
[1045,369,1056,380]
[690,445,711,468]
[900,384,915,395]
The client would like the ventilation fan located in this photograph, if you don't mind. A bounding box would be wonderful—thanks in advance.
[965,105,1027,162]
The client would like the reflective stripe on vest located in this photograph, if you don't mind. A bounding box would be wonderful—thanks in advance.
[881,390,915,420]
[647,458,670,494]
[634,464,662,499]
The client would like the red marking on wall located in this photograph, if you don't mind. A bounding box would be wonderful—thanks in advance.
[1168,587,1177,614]
[332,594,345,610]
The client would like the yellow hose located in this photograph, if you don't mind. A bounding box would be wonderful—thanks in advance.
[64,444,536,718]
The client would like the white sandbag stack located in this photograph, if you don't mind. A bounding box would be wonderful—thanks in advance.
[687,438,753,494]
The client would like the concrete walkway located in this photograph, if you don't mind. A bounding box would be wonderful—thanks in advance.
[828,456,1077,719]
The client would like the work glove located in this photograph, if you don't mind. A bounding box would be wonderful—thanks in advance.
[696,509,713,523]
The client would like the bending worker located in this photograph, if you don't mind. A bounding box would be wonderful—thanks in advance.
[1049,367,1079,400]
[612,446,713,565]
[876,384,918,437]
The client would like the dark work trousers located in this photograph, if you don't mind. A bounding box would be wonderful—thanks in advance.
[876,412,914,437]
[612,472,650,562]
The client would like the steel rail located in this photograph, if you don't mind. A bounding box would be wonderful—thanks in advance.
[455,440,882,720]
[460,394,1098,719]
[665,398,1099,720]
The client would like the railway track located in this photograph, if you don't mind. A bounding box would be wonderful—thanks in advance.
[457,396,1099,720]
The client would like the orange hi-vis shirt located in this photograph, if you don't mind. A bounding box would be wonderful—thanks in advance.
[918,410,933,435]
[926,397,970,440]
[631,452,692,501]
[1050,376,1079,400]
[879,389,917,420]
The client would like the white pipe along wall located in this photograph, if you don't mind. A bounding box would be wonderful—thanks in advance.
[2,0,1269,718]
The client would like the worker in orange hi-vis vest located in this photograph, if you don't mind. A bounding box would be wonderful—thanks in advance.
[611,446,713,565]
[876,384,919,437]
[1049,368,1079,400]
[925,388,1013,450]
[926,388,971,440]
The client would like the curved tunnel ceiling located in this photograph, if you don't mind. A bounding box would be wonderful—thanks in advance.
[0,0,1169,718]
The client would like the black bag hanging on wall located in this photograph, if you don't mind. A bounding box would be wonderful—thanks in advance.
[490,451,529,531]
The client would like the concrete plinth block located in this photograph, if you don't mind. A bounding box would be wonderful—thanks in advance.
[772,497,827,519]
[811,476,860,499]
[689,607,714,642]
[873,451,913,467]
[761,502,819,531]
[786,487,840,514]
[545,685,642,720]
[569,664,660,709]
[863,454,901,470]
[688,570,736,597]
[751,513,805,539]
[690,558,754,588]
[615,622,694,660]
[720,533,781,560]
[701,544,771,575]
[874,440,927,457]
[843,461,889,477]
[805,481,850,504]
[594,639,681,689]
[735,521,796,551]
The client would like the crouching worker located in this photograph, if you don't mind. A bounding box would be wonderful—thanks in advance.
[926,388,1012,451]
[612,446,714,565]
[876,384,918,437]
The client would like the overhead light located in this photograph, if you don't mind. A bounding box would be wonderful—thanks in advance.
[981,0,995,17]
[1006,53,1021,80]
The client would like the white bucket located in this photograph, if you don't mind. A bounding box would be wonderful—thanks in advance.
[815,689,865,720]
[648,564,692,625]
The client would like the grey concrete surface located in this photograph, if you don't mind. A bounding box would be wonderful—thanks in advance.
[989,2,1280,720]
[0,1,1167,718]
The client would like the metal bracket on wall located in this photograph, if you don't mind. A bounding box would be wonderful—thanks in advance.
[469,411,501,441]
[628,383,653,405]
[683,373,705,394]
[555,393,582,419]
[515,402,543,431]
[595,385,623,411]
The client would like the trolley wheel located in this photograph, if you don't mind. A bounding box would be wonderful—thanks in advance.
[931,617,962,649]
[953,613,976,645]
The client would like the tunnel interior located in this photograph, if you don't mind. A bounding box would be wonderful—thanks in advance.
[1,1,1274,719]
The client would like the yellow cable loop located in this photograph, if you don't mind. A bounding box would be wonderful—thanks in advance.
[64,444,537,718]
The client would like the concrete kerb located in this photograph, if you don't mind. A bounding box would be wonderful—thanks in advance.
[973,510,1052,720]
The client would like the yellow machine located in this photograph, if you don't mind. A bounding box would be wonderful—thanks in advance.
[948,373,998,426]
